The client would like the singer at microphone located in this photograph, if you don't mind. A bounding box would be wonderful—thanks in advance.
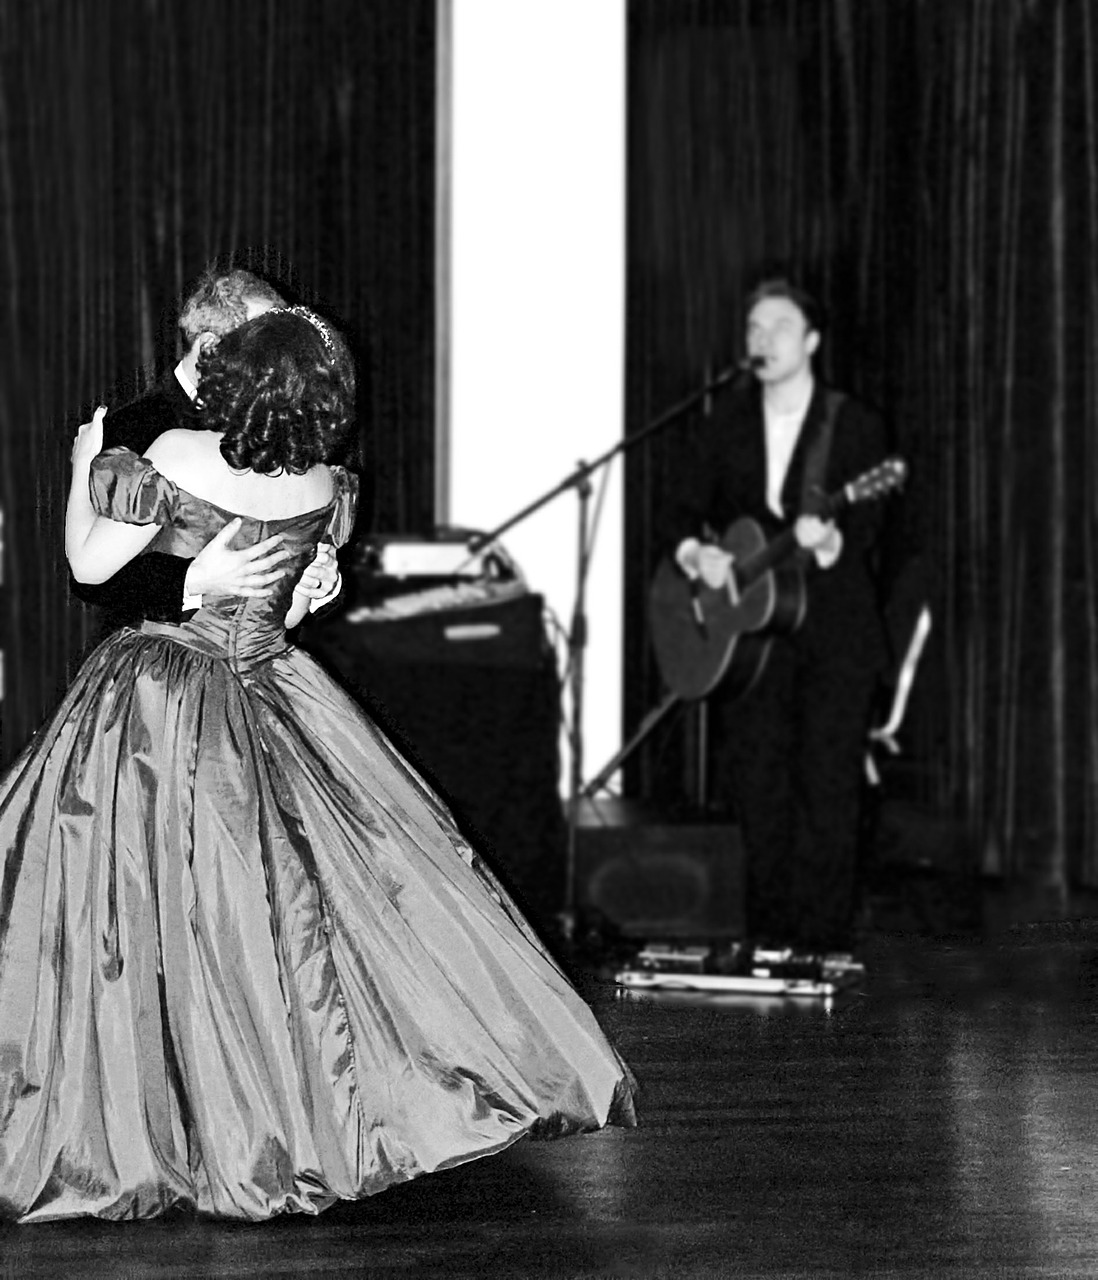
[662,276,895,962]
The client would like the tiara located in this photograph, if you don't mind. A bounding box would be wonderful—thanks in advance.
[271,305,335,354]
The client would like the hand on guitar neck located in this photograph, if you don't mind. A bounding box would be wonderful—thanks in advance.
[794,515,842,566]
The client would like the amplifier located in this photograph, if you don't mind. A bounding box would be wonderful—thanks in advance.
[328,592,549,670]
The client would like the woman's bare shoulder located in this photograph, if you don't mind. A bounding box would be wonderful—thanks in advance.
[142,428,220,481]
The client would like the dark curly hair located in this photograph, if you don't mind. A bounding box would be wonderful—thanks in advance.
[196,307,355,475]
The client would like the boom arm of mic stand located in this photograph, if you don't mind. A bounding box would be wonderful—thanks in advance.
[464,361,745,555]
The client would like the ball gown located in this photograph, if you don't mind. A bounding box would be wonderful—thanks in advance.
[0,450,635,1223]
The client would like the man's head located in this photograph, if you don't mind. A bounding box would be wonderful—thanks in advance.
[744,278,823,387]
[177,268,286,378]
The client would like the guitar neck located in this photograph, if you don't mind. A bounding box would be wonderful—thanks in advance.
[734,487,850,591]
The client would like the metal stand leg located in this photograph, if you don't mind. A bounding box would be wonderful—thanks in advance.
[580,691,682,800]
[695,698,709,810]
[561,469,594,941]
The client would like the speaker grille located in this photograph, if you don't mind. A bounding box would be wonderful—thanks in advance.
[575,824,744,938]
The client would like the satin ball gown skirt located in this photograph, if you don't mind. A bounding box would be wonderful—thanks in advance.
[0,624,635,1223]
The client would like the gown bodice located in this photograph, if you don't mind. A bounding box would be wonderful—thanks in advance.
[91,448,359,668]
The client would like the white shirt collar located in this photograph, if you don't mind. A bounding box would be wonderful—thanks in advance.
[174,361,198,402]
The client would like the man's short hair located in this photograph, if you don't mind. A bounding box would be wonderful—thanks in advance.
[745,277,826,335]
[178,269,285,345]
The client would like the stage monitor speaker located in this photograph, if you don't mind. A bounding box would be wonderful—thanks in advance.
[574,822,744,939]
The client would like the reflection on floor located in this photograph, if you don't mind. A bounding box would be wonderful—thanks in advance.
[8,810,1098,1277]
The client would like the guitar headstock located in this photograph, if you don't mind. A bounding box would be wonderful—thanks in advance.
[847,457,907,504]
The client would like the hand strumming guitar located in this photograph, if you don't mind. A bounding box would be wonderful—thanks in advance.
[674,538,740,603]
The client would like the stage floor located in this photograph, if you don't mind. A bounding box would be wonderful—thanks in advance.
[7,918,1098,1277]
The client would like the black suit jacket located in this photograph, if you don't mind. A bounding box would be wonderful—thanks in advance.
[676,380,889,671]
[71,373,203,628]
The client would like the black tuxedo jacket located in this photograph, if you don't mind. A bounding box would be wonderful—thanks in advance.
[674,380,889,671]
[71,373,203,628]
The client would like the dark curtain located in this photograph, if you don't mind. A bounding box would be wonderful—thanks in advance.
[0,0,437,766]
[625,0,1098,891]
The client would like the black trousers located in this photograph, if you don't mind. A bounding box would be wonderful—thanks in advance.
[716,633,877,952]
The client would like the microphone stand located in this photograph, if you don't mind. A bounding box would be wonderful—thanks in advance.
[465,360,752,944]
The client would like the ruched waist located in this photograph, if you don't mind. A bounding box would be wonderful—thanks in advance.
[140,617,292,671]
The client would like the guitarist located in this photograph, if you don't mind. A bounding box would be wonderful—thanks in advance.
[673,278,890,955]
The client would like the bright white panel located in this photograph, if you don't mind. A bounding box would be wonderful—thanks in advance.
[449,1,625,797]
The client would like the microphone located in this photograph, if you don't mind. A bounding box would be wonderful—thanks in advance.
[700,354,766,416]
[707,355,766,396]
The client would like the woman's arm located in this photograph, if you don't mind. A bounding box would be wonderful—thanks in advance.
[66,408,161,583]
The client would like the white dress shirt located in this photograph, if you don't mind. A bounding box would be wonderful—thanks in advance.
[764,387,841,567]
[764,396,810,518]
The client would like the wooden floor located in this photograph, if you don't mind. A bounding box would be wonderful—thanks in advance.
[7,893,1098,1277]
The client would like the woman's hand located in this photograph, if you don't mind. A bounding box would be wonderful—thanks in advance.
[295,543,340,603]
[71,406,107,468]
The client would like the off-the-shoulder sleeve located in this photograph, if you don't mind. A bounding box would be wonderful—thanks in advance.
[89,447,180,525]
[323,468,360,547]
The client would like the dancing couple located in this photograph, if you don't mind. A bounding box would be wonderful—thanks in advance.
[0,273,635,1223]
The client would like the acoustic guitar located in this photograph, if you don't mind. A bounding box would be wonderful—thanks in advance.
[648,457,907,701]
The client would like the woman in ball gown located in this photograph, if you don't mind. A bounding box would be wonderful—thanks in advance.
[0,306,635,1224]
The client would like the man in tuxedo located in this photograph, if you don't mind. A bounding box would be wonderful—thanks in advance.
[674,278,889,953]
[73,268,341,630]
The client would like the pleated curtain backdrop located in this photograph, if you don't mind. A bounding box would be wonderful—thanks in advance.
[624,0,1098,892]
[0,0,437,767]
